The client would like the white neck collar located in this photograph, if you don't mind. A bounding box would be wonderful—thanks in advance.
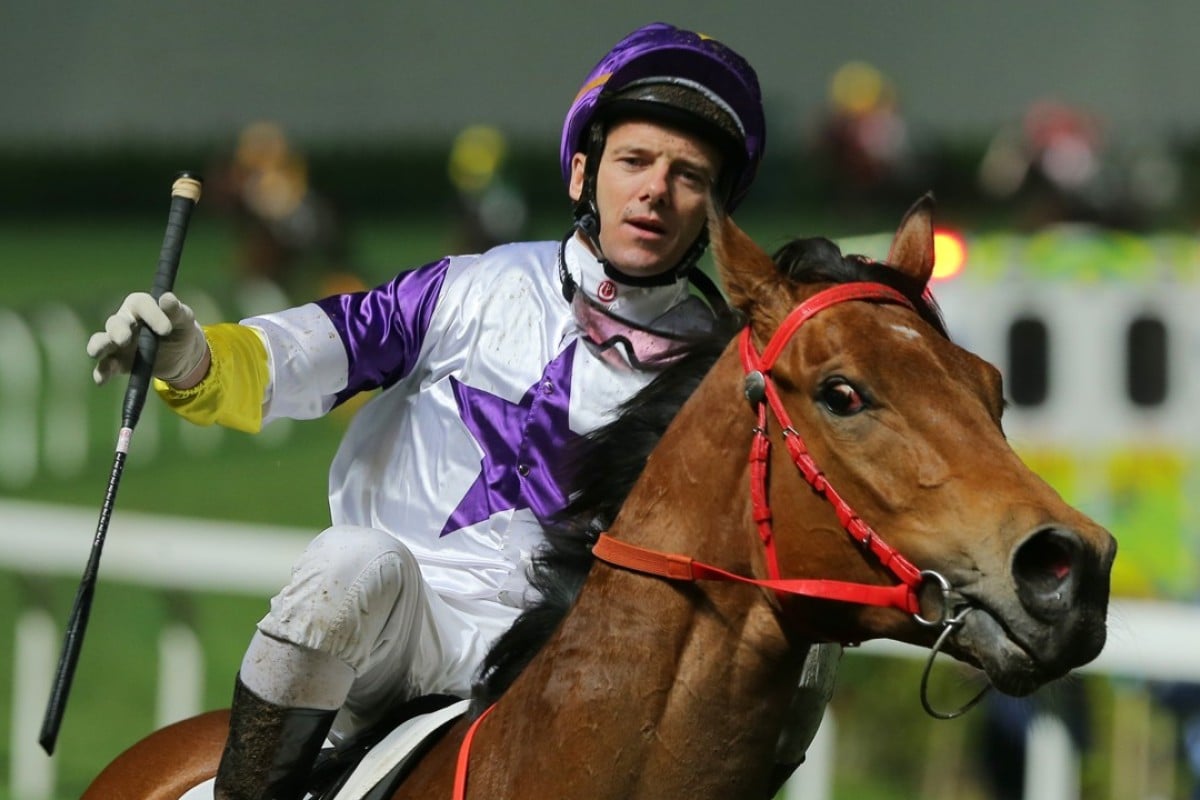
[563,234,690,326]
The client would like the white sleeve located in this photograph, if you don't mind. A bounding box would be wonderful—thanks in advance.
[243,303,349,423]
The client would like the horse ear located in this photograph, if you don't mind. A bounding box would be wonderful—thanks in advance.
[886,193,936,286]
[708,203,779,316]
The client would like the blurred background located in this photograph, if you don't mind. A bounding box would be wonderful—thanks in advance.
[2,2,1199,798]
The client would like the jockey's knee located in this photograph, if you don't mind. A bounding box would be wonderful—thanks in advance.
[301,525,418,593]
[259,525,422,670]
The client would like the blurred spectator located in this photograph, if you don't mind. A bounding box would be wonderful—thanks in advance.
[209,121,362,299]
[978,99,1182,230]
[811,61,920,211]
[447,124,528,252]
[978,100,1107,228]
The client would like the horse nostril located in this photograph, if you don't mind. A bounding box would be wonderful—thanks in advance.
[1012,528,1082,622]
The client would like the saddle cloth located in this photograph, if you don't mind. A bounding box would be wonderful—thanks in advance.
[179,699,470,800]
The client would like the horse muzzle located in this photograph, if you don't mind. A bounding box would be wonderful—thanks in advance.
[942,522,1116,696]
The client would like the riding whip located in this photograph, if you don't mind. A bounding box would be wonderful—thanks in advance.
[39,172,203,755]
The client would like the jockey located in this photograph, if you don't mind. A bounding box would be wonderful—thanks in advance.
[87,22,839,799]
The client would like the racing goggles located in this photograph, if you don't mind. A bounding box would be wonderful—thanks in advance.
[572,288,713,370]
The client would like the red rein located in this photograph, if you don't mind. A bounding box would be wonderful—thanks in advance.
[593,282,926,617]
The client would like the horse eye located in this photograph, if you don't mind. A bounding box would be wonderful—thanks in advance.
[819,378,866,416]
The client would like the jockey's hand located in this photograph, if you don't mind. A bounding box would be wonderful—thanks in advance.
[86,292,209,386]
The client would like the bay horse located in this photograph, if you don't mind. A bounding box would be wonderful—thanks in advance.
[84,196,1115,799]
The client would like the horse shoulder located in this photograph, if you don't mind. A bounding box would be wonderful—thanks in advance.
[82,709,230,800]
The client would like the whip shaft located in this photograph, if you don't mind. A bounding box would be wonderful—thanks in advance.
[39,172,203,755]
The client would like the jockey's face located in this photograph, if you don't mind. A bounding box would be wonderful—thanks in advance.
[570,119,722,279]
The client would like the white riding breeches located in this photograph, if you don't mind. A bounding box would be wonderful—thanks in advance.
[251,525,521,741]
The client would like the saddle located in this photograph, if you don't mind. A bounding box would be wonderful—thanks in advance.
[308,694,467,799]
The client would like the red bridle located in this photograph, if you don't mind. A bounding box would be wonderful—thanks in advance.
[592,281,937,620]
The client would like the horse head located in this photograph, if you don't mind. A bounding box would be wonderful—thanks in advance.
[710,194,1116,696]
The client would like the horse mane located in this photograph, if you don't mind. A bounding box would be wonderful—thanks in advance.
[469,327,734,713]
[470,235,947,711]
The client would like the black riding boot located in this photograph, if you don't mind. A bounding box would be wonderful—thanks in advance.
[214,675,337,800]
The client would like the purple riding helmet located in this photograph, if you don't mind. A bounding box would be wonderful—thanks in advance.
[561,22,766,284]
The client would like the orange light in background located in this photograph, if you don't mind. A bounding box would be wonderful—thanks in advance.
[932,229,967,281]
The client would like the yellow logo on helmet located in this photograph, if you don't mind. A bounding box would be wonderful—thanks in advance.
[573,73,612,103]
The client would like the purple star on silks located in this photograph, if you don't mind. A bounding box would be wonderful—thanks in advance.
[440,342,580,536]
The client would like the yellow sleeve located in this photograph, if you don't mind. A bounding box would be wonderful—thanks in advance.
[154,323,270,433]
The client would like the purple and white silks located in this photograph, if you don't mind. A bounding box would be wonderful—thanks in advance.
[242,236,694,610]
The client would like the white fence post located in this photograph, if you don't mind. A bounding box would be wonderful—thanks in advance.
[11,608,57,800]
[0,310,41,488]
[156,623,205,728]
[33,304,89,479]
[1024,713,1080,800]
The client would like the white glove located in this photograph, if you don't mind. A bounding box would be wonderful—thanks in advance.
[86,292,208,386]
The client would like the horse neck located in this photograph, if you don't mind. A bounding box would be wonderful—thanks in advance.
[476,350,809,798]
[614,347,766,564]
